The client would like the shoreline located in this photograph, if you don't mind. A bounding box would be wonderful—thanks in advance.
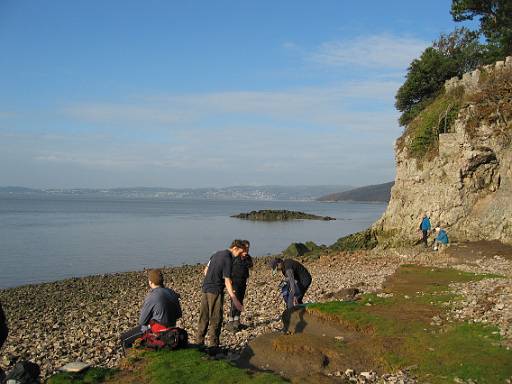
[1,245,511,379]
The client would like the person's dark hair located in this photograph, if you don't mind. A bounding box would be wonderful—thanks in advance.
[242,239,250,249]
[230,239,244,249]
[269,258,283,270]
[148,269,164,286]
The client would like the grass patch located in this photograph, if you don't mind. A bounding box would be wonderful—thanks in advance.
[307,265,512,383]
[47,368,117,384]
[143,348,287,384]
[48,349,287,384]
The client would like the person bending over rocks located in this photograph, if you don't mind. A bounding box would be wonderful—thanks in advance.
[226,239,253,332]
[433,226,449,251]
[120,269,182,350]
[196,240,244,351]
[270,258,312,309]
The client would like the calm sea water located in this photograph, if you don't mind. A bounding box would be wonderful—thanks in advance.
[0,196,386,289]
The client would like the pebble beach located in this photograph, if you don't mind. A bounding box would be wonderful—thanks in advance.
[1,246,511,380]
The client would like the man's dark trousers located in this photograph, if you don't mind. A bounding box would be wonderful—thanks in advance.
[229,281,246,319]
[196,292,224,347]
[422,230,428,247]
[120,326,144,351]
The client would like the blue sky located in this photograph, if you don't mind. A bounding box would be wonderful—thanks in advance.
[0,0,471,188]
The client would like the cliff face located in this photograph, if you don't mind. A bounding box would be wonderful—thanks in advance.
[375,57,512,246]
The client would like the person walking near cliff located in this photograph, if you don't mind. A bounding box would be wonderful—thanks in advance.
[196,240,244,352]
[270,258,312,309]
[120,269,182,350]
[419,213,432,248]
[226,239,253,332]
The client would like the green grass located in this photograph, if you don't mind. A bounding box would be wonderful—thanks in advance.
[143,349,287,384]
[307,265,512,383]
[48,349,287,384]
[47,367,117,384]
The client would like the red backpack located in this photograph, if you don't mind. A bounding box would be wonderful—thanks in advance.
[136,322,188,350]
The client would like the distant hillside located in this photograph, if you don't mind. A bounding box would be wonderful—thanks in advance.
[317,182,394,202]
[0,185,352,201]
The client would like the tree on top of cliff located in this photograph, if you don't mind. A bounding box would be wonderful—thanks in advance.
[395,28,484,126]
[451,0,512,57]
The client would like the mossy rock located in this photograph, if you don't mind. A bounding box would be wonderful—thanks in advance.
[330,229,378,252]
[283,242,311,257]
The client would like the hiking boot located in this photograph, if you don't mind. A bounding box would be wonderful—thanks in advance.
[237,322,248,330]
[206,346,223,357]
[225,321,237,332]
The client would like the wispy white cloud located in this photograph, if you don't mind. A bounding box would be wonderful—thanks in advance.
[63,104,187,125]
[0,111,15,118]
[309,34,428,69]
[62,79,400,132]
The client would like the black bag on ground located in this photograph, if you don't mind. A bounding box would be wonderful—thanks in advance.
[160,327,188,349]
[137,327,188,350]
[4,360,40,384]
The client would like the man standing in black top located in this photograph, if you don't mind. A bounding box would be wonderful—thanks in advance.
[270,258,312,309]
[226,239,253,332]
[196,240,244,349]
[0,301,7,350]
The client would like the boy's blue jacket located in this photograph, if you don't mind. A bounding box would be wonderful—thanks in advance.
[420,216,431,231]
[436,229,449,244]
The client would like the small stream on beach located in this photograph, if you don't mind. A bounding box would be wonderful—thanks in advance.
[0,196,386,288]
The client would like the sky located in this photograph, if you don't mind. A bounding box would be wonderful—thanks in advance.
[0,0,473,188]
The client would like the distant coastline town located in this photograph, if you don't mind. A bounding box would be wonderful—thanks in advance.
[0,183,393,202]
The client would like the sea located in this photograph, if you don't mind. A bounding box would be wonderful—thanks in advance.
[0,196,386,289]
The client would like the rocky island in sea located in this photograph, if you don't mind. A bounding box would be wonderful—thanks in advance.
[231,209,336,221]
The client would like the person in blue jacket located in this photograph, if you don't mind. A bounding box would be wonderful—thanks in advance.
[419,213,431,248]
[433,226,449,251]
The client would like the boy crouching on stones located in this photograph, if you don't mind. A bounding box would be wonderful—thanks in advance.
[226,239,253,332]
[120,269,182,350]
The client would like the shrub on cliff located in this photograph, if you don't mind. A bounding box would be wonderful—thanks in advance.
[396,28,484,127]
[466,64,512,138]
[399,86,464,160]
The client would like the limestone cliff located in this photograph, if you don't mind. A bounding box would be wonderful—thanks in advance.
[374,57,512,246]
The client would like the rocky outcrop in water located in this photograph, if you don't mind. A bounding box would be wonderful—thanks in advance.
[231,210,336,221]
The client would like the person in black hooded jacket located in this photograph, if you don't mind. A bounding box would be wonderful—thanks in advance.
[226,240,253,332]
[270,258,311,309]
